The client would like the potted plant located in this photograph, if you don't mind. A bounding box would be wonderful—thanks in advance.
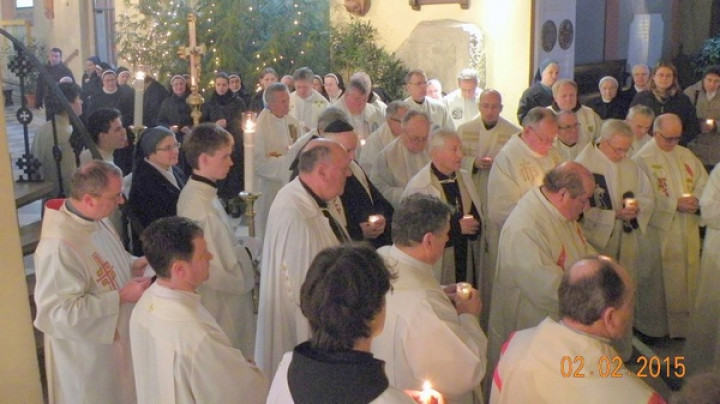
[21,38,46,107]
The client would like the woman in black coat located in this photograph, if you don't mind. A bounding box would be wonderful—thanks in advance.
[631,62,700,145]
[127,126,187,254]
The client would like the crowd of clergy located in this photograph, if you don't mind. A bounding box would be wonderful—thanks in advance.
[29,50,720,403]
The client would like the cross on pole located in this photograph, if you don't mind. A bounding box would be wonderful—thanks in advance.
[178,13,205,127]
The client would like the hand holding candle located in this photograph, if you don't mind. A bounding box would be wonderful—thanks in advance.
[459,214,479,235]
[455,282,472,301]
[361,214,385,239]
[678,192,698,213]
[405,381,444,404]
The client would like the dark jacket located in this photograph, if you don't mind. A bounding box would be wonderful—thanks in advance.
[631,90,700,145]
[517,82,554,124]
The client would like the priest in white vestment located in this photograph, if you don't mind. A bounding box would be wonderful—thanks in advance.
[288,67,330,133]
[444,68,481,128]
[351,71,388,115]
[486,107,563,308]
[552,111,588,161]
[632,113,708,339]
[333,77,384,158]
[490,257,664,404]
[34,161,152,404]
[359,100,409,175]
[404,69,455,131]
[371,110,431,208]
[402,130,482,286]
[255,139,352,378]
[549,79,602,143]
[254,83,302,240]
[457,89,520,326]
[177,124,256,357]
[487,162,596,375]
[687,164,720,375]
[626,105,655,156]
[372,194,487,404]
[130,217,268,404]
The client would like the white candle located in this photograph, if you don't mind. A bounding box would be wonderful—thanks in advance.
[456,282,472,301]
[419,380,442,404]
[133,71,146,128]
[682,193,693,198]
[368,214,381,225]
[707,119,714,126]
[242,112,258,193]
[623,198,637,209]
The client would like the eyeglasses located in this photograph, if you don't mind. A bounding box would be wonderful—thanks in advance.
[407,135,429,144]
[558,123,580,131]
[156,142,182,152]
[408,81,427,86]
[604,142,630,156]
[93,192,125,203]
[656,132,682,143]
[528,127,554,145]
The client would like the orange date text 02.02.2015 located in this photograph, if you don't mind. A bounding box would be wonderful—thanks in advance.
[560,355,686,379]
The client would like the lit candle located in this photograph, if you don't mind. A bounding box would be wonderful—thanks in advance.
[682,193,693,198]
[419,380,442,404]
[360,138,367,146]
[707,119,714,126]
[623,198,637,209]
[463,214,474,220]
[456,282,472,301]
[481,156,492,164]
[133,71,146,128]
[368,214,382,225]
[242,112,258,193]
[170,125,179,133]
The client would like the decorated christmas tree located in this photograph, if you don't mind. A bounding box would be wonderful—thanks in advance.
[116,0,330,93]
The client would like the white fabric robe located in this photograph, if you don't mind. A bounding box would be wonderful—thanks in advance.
[254,178,341,378]
[405,96,456,131]
[177,178,256,357]
[31,114,76,197]
[254,108,301,240]
[130,282,268,404]
[359,122,396,175]
[372,246,488,404]
[444,89,481,128]
[333,98,384,160]
[632,139,708,337]
[485,134,563,310]
[490,318,663,404]
[267,351,415,404]
[289,89,330,133]
[686,164,720,375]
[33,201,137,404]
[487,187,595,374]
[401,164,483,286]
[458,115,520,216]
[576,105,603,142]
[370,137,430,208]
[631,134,652,157]
[553,138,587,162]
[575,144,654,278]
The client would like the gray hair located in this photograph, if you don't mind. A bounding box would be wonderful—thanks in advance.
[346,78,369,96]
[632,64,650,75]
[522,106,557,128]
[392,194,452,247]
[317,107,350,133]
[457,68,478,83]
[558,256,626,325]
[263,82,289,105]
[298,143,333,174]
[599,119,633,142]
[293,67,314,82]
[70,160,123,200]
[428,129,459,152]
[543,162,587,198]
[598,76,619,90]
[350,71,372,89]
[404,69,426,84]
[551,79,577,96]
[626,105,655,121]
[401,109,431,128]
[385,100,410,119]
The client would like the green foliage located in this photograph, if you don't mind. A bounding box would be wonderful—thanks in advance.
[694,34,720,75]
[330,19,408,100]
[116,0,330,93]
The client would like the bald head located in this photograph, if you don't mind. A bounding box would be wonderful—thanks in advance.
[559,256,633,339]
[542,162,595,221]
[653,113,683,151]
[298,139,351,200]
